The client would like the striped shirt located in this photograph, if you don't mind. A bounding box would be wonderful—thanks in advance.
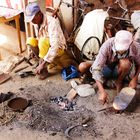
[90,37,140,83]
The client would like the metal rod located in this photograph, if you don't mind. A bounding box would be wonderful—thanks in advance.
[109,16,130,22]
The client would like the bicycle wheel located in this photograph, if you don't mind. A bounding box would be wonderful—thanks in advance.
[81,36,101,61]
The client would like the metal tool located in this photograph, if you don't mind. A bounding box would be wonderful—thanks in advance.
[23,57,33,66]
[97,106,113,112]
[18,71,35,78]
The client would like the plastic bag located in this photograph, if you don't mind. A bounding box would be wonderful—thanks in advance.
[61,65,79,81]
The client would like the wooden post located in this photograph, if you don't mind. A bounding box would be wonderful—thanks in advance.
[22,0,30,38]
[15,14,22,53]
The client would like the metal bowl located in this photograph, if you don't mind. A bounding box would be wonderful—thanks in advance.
[7,97,29,111]
[113,87,136,111]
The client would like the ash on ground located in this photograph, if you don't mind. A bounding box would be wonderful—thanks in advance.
[13,86,98,138]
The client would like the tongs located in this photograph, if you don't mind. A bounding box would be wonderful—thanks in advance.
[18,71,35,78]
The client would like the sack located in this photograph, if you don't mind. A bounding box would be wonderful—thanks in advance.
[61,65,79,81]
[74,9,109,61]
[70,80,96,97]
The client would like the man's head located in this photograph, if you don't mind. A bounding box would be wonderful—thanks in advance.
[25,2,43,24]
[114,30,133,53]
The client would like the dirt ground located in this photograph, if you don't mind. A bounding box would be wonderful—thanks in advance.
[0,56,140,140]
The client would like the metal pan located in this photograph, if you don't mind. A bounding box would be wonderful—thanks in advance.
[98,87,136,113]
[113,87,136,111]
[7,97,29,112]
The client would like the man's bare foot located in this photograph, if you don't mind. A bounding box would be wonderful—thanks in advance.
[38,68,49,80]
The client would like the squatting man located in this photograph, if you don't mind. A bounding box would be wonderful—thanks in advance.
[79,30,140,104]
[25,2,75,79]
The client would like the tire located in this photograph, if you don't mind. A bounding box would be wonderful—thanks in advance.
[81,36,101,61]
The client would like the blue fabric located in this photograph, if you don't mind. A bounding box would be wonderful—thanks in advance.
[102,65,118,79]
[61,65,79,81]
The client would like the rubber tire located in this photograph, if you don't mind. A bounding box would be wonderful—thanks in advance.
[81,36,101,61]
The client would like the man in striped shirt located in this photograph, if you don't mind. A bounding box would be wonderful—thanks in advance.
[79,30,140,104]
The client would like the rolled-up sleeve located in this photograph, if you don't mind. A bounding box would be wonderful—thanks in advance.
[44,16,66,63]
[90,39,111,83]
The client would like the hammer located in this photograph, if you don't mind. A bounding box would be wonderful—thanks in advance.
[23,57,33,66]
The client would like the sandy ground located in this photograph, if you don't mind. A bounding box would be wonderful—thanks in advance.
[0,59,140,140]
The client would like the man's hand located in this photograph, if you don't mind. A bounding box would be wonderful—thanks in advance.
[35,61,46,74]
[129,66,140,89]
[95,80,109,105]
[129,77,138,89]
[98,91,109,105]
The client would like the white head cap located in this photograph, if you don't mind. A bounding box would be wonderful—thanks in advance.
[114,30,133,51]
